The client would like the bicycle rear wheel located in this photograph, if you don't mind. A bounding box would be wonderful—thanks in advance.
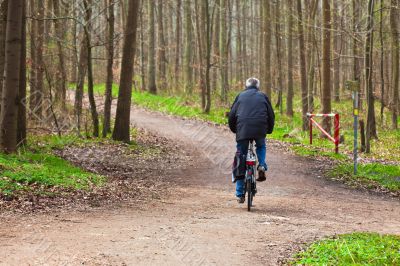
[247,179,252,211]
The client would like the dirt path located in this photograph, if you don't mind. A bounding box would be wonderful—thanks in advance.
[1,105,400,265]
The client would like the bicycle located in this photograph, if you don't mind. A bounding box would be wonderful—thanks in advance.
[244,141,257,211]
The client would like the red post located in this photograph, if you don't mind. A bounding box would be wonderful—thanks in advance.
[309,117,313,145]
[334,114,340,153]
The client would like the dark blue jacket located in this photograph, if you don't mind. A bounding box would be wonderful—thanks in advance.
[228,87,275,141]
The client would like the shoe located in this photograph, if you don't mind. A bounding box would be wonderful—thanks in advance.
[256,165,267,182]
[237,196,245,204]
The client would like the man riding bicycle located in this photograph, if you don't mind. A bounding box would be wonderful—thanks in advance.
[228,77,275,203]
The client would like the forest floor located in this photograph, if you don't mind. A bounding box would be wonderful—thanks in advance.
[1,98,400,265]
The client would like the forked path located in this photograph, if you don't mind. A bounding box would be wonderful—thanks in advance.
[1,105,400,265]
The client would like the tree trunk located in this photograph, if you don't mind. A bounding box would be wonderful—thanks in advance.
[194,0,205,110]
[211,0,220,96]
[71,0,78,83]
[380,0,385,121]
[263,0,271,97]
[359,119,366,152]
[0,0,23,153]
[333,0,341,102]
[83,0,99,137]
[365,0,377,153]
[296,0,308,130]
[52,0,67,108]
[220,0,229,103]
[306,0,317,113]
[390,0,399,129]
[157,1,167,90]
[17,0,26,147]
[321,0,331,133]
[352,0,361,83]
[286,0,293,117]
[139,1,145,91]
[112,0,140,142]
[203,0,211,113]
[183,0,193,94]
[274,0,283,113]
[174,0,182,88]
[0,0,8,100]
[35,0,45,120]
[235,0,243,84]
[74,37,88,133]
[147,0,157,94]
[103,0,115,137]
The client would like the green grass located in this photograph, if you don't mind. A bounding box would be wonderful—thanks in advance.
[328,163,400,192]
[0,149,104,196]
[290,232,400,265]
[0,134,109,196]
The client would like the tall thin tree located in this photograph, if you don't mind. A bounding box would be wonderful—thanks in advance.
[83,0,99,137]
[390,0,399,129]
[17,0,26,147]
[297,0,308,130]
[321,0,332,133]
[112,0,140,142]
[220,0,229,103]
[147,0,157,94]
[286,0,294,117]
[0,0,23,153]
[365,0,377,153]
[183,0,193,94]
[103,0,115,137]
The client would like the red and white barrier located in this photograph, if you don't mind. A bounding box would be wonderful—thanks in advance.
[307,113,340,153]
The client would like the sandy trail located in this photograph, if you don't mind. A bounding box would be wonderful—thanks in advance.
[0,102,399,265]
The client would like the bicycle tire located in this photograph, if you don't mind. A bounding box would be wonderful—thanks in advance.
[247,178,252,211]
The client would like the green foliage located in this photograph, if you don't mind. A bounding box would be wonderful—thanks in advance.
[291,232,400,265]
[0,150,104,196]
[328,163,400,192]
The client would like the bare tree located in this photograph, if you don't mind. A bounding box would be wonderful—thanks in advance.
[297,0,308,130]
[112,0,140,142]
[321,0,331,132]
[0,0,8,99]
[220,0,229,103]
[53,0,67,107]
[0,0,23,153]
[157,1,167,90]
[365,0,377,153]
[333,0,341,102]
[274,0,283,112]
[183,0,193,94]
[390,0,399,129]
[286,0,294,117]
[174,0,182,88]
[263,0,271,97]
[17,0,26,147]
[83,0,99,137]
[147,0,157,94]
[103,0,115,137]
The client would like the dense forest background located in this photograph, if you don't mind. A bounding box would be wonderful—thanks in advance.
[0,0,399,154]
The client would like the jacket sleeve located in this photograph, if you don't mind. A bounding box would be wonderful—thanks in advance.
[264,94,275,134]
[228,95,239,133]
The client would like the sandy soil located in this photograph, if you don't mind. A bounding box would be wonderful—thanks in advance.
[0,104,399,266]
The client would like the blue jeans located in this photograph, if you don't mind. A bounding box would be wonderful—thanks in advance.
[235,138,267,197]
